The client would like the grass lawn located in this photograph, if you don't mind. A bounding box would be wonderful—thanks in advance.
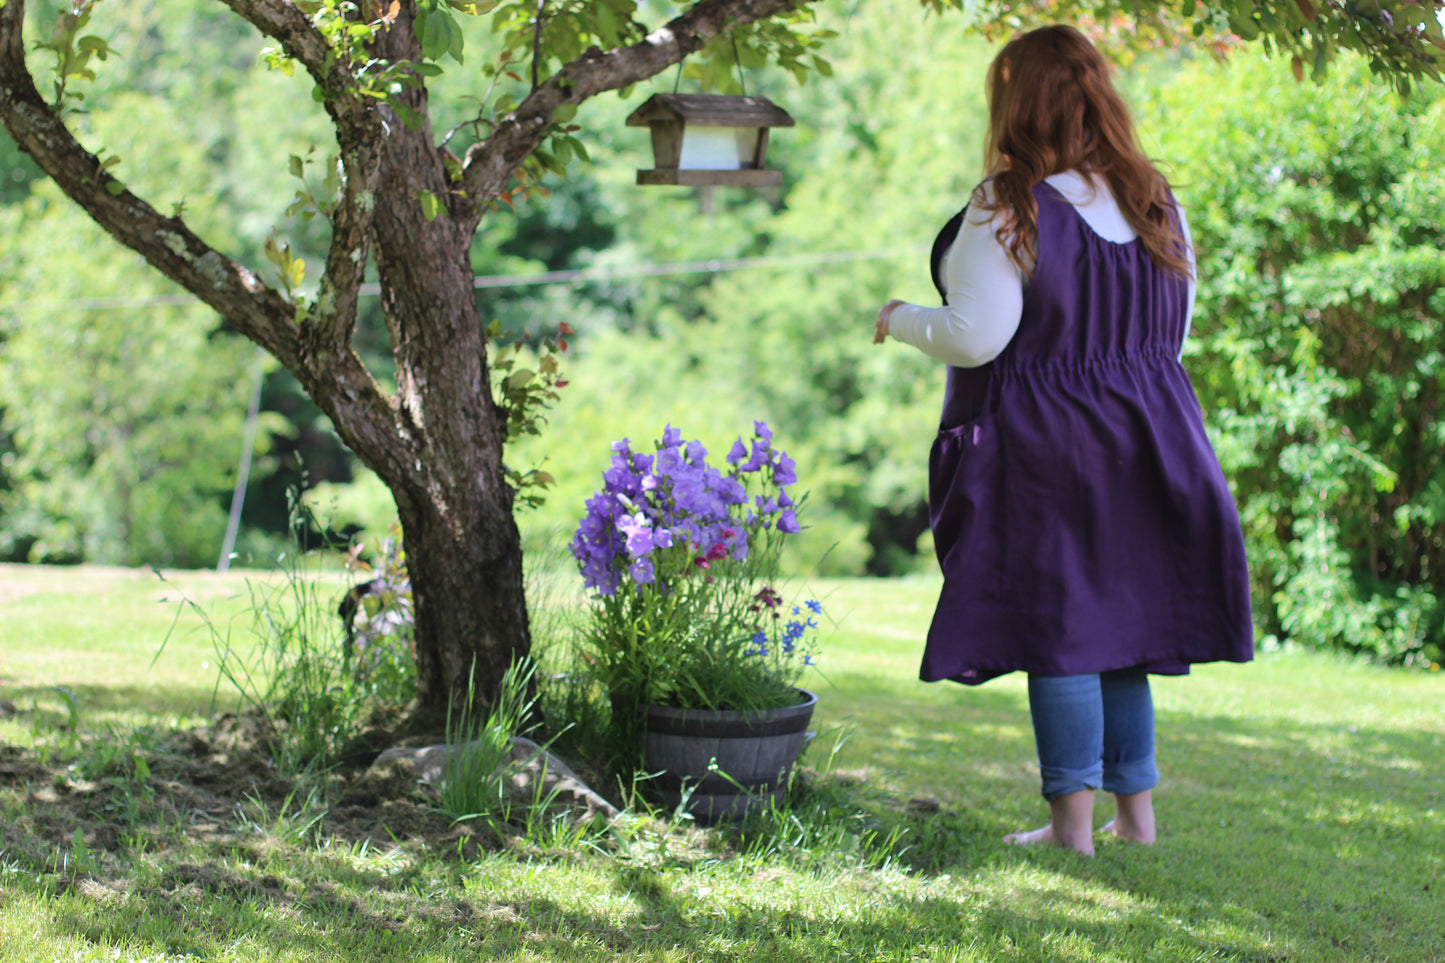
[1,563,1442,962]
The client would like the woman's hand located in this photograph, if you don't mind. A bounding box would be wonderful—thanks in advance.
[875,300,903,344]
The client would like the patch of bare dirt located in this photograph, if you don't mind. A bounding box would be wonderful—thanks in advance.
[0,714,497,878]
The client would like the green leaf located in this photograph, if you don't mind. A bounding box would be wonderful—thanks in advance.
[76,35,111,59]
[289,155,305,178]
[533,148,566,176]
[418,189,443,221]
[286,257,306,291]
[447,15,465,64]
[390,100,423,130]
[596,3,619,47]
[417,8,442,60]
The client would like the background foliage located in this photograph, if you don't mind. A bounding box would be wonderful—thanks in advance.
[1149,54,1445,667]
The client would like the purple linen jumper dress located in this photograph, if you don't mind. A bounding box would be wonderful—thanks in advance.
[920,182,1254,685]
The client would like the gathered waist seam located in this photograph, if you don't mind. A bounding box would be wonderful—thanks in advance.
[992,345,1180,379]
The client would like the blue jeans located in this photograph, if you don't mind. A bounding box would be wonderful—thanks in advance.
[1027,669,1160,800]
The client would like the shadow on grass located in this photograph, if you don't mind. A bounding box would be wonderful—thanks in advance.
[29,855,1293,963]
[12,687,1444,961]
[2,681,234,727]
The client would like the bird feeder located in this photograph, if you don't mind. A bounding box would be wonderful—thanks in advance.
[626,93,794,187]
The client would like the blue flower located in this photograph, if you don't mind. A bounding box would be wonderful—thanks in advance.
[805,599,822,614]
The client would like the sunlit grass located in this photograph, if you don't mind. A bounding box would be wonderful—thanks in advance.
[1,563,1443,961]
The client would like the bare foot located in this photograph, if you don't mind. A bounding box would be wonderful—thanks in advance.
[1103,790,1156,844]
[1004,824,1055,846]
[1100,818,1156,845]
[1004,823,1095,855]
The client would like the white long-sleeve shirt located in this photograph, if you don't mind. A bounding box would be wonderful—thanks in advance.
[888,171,1196,368]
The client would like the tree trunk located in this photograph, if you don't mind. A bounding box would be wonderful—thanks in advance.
[355,28,531,721]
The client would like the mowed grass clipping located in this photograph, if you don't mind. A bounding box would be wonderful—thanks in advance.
[0,564,1442,962]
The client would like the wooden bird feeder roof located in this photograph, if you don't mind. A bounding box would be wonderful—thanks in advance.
[625,93,796,130]
[626,93,795,188]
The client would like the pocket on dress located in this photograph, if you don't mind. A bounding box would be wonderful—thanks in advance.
[928,414,1000,567]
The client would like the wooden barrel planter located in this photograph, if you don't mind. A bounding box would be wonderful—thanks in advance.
[643,689,817,824]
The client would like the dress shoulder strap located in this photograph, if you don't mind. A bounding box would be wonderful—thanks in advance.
[930,205,968,303]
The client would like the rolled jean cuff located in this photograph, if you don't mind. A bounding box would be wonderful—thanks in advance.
[1039,761,1103,800]
[1103,755,1159,796]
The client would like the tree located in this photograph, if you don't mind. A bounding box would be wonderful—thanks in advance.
[0,0,1439,719]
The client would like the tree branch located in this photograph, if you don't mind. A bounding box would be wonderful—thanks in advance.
[216,0,384,363]
[216,0,357,106]
[0,0,410,481]
[0,0,302,368]
[458,0,813,212]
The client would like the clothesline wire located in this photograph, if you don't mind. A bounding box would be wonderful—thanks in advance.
[0,246,925,314]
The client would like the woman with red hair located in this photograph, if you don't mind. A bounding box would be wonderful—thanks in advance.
[874,25,1253,855]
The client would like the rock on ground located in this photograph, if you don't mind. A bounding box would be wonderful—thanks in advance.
[370,738,619,821]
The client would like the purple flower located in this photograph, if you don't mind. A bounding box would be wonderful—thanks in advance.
[715,473,748,506]
[656,445,685,474]
[603,459,641,497]
[618,512,671,556]
[629,557,655,585]
[773,453,797,487]
[573,423,807,611]
[741,440,769,473]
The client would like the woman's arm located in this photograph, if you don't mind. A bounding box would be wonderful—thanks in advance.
[878,202,1025,369]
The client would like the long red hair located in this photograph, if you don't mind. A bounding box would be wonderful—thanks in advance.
[977,25,1190,278]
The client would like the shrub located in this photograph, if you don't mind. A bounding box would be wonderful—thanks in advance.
[1150,54,1445,666]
